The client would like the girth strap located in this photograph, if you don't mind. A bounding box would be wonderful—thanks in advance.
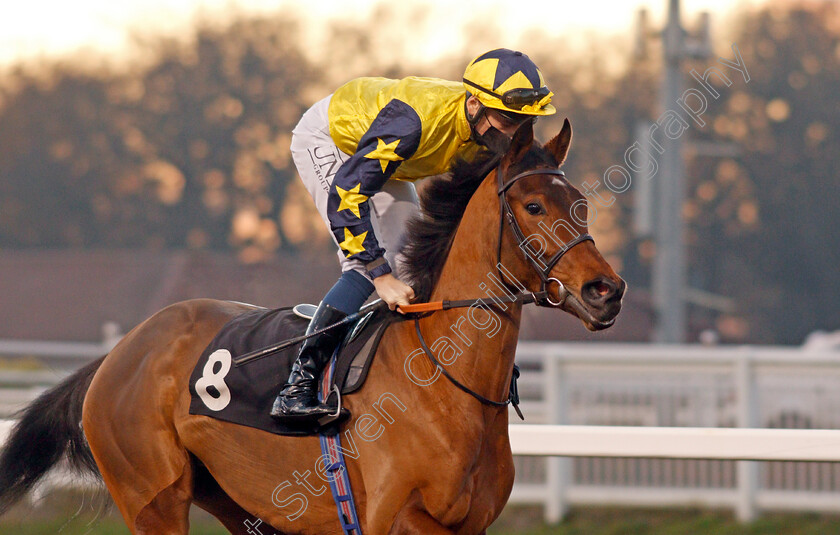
[318,356,363,535]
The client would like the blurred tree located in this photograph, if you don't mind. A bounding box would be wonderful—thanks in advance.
[0,67,145,248]
[0,15,322,262]
[124,17,322,261]
[689,2,840,343]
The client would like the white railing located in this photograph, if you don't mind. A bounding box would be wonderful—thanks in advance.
[0,334,117,363]
[508,342,840,523]
[509,425,840,461]
[0,336,116,418]
[508,425,840,521]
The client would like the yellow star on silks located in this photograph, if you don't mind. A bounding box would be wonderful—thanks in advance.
[338,227,368,258]
[364,137,403,173]
[335,183,369,219]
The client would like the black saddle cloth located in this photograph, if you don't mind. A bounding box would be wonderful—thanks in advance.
[188,303,398,436]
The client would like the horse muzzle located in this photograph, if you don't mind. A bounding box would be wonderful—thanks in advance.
[559,276,625,331]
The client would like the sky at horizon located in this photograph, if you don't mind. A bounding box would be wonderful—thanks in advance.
[1,0,765,67]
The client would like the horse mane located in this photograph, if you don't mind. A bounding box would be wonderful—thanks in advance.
[400,144,557,301]
[400,151,494,301]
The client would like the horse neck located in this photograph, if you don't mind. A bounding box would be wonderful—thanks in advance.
[425,174,523,404]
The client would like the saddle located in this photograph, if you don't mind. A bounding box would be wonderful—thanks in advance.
[188,301,401,436]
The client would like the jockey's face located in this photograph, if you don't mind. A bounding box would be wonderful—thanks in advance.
[466,95,531,138]
[484,109,529,137]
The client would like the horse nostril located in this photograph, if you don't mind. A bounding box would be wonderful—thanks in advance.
[582,277,618,305]
[592,281,612,297]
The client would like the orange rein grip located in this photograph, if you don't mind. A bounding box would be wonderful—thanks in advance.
[396,302,444,314]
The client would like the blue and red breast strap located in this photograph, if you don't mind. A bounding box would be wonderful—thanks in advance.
[318,356,363,535]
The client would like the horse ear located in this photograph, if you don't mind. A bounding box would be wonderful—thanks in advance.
[506,120,534,164]
[544,118,572,166]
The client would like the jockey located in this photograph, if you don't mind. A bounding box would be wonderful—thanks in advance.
[271,48,556,424]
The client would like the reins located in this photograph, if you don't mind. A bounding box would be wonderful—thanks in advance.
[413,317,524,420]
[231,292,539,367]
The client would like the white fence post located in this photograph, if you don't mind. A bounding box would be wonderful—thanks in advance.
[101,321,123,351]
[736,353,758,522]
[544,354,570,523]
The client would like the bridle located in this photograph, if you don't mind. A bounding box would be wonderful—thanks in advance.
[413,161,596,417]
[495,164,594,307]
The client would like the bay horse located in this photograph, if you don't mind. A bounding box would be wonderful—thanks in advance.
[0,119,624,534]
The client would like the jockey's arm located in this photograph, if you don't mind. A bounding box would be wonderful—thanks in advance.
[327,99,422,307]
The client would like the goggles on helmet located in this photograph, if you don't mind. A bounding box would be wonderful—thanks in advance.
[463,79,552,112]
[491,107,537,125]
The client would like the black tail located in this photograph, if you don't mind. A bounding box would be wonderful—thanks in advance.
[0,356,106,514]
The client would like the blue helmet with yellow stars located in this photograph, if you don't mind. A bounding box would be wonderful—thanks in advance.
[463,49,556,117]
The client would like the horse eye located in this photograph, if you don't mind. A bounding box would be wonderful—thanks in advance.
[525,202,544,215]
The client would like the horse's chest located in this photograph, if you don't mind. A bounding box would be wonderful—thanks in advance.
[428,432,514,528]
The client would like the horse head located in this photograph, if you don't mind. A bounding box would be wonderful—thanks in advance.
[495,119,625,330]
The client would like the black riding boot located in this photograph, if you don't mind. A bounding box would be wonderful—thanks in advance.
[270,302,350,424]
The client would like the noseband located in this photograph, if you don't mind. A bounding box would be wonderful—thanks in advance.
[495,165,594,307]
